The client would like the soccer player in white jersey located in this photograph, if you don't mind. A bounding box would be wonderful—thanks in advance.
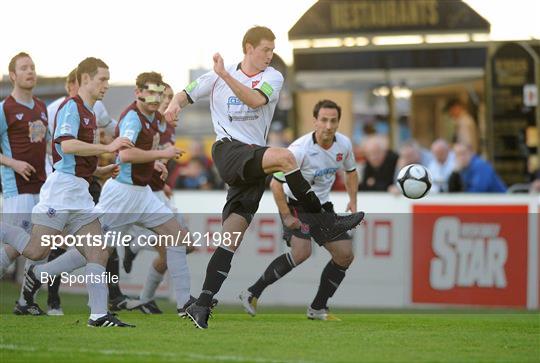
[164,26,364,329]
[10,57,135,327]
[240,100,358,320]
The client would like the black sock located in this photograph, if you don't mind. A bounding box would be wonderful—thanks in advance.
[311,260,348,310]
[284,169,321,213]
[248,253,296,298]
[107,249,123,300]
[197,247,234,307]
[46,248,66,307]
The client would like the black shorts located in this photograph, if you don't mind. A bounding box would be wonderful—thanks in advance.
[283,201,352,246]
[212,138,269,224]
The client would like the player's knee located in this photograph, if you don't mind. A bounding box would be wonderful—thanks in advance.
[281,150,297,171]
[154,258,167,273]
[335,252,354,267]
[86,247,109,266]
[22,235,47,260]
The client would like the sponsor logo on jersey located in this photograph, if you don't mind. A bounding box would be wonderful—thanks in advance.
[336,153,343,162]
[28,120,47,143]
[227,96,243,106]
[16,113,24,120]
[314,167,339,177]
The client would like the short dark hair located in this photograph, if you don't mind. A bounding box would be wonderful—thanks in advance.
[76,57,108,85]
[136,72,163,90]
[444,98,464,111]
[313,99,341,120]
[8,52,31,74]
[242,26,275,54]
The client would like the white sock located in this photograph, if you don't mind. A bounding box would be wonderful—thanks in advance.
[18,258,46,306]
[139,265,164,303]
[86,263,108,319]
[0,245,14,278]
[0,223,30,254]
[35,248,86,277]
[166,246,190,308]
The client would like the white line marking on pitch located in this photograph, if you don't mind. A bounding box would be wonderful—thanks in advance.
[0,344,317,363]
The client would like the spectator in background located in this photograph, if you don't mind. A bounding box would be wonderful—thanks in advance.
[169,139,222,189]
[444,98,478,153]
[396,140,423,170]
[358,135,398,191]
[427,139,455,193]
[174,156,216,190]
[388,140,426,194]
[449,143,506,193]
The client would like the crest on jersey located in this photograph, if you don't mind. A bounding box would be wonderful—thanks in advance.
[336,153,343,162]
[16,113,24,120]
[83,118,90,125]
[47,208,56,218]
[28,120,46,143]
[145,122,150,129]
[252,80,260,88]
[21,220,31,232]
[300,223,310,234]
[41,112,47,121]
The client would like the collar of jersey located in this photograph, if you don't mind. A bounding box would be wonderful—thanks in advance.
[312,132,336,149]
[236,63,263,78]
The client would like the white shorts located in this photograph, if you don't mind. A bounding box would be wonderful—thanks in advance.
[2,193,39,232]
[95,179,172,232]
[32,171,98,235]
[125,190,186,248]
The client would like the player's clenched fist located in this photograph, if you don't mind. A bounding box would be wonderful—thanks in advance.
[164,101,181,126]
[162,145,184,160]
[213,53,227,77]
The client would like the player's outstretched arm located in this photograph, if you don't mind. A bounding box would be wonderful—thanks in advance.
[164,91,190,126]
[213,53,267,109]
[344,170,358,213]
[0,153,36,181]
[119,145,184,164]
[60,137,133,156]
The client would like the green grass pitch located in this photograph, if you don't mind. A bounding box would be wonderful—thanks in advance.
[1,281,538,363]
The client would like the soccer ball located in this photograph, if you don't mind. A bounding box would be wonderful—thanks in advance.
[396,164,432,199]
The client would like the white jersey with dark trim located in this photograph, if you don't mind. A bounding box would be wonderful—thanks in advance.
[275,132,356,204]
[184,64,283,146]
